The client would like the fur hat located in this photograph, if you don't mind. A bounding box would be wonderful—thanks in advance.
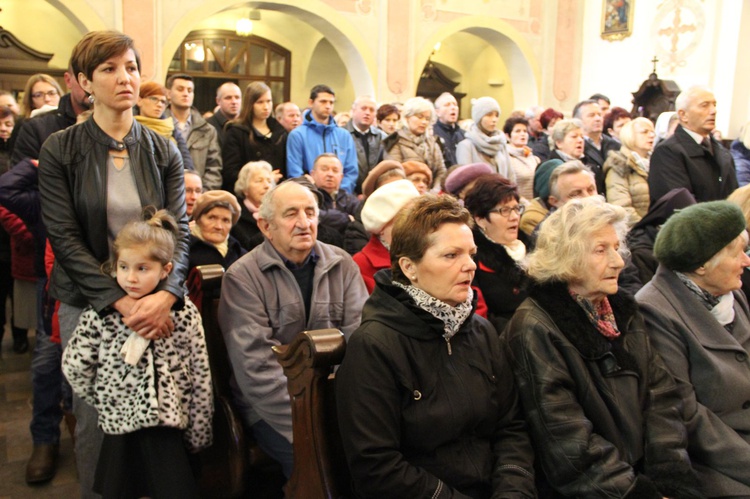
[192,190,241,225]
[402,161,433,185]
[361,160,405,198]
[361,179,420,234]
[471,96,501,125]
[444,163,494,196]
[654,201,747,272]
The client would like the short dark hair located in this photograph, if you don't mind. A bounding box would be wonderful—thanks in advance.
[377,103,400,122]
[0,105,15,121]
[166,73,193,90]
[70,31,141,81]
[603,107,631,136]
[589,93,610,104]
[572,99,599,119]
[463,175,519,219]
[309,84,335,101]
[390,195,472,285]
[503,116,529,135]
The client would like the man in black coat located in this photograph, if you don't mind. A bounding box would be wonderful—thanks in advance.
[649,86,737,204]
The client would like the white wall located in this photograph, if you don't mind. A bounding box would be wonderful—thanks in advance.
[579,0,747,137]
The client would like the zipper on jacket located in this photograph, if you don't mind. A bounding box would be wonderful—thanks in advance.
[445,336,452,355]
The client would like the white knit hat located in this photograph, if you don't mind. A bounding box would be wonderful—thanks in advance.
[361,179,420,233]
[471,96,501,125]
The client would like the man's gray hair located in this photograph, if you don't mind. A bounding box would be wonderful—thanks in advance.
[434,92,456,109]
[258,181,320,221]
[675,85,712,112]
[548,160,594,200]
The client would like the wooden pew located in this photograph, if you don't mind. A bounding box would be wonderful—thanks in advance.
[188,265,283,498]
[273,329,351,499]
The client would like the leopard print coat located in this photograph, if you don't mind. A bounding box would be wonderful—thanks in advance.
[62,298,213,452]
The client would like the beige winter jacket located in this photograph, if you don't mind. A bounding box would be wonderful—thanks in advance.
[603,149,650,226]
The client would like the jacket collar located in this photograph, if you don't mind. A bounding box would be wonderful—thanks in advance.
[361,235,391,268]
[302,108,336,132]
[674,125,713,158]
[645,265,750,350]
[529,281,639,366]
[366,269,477,340]
[82,115,142,150]
[255,238,342,275]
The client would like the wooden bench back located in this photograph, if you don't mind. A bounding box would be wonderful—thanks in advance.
[273,329,351,499]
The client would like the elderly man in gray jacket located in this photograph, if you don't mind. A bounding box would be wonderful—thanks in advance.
[218,180,367,478]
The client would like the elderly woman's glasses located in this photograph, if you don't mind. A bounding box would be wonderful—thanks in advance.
[488,205,525,218]
[32,90,59,99]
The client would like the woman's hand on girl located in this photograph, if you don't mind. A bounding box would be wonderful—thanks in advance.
[122,290,177,339]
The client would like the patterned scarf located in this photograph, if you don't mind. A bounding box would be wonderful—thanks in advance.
[568,289,621,339]
[393,281,473,355]
[398,128,431,161]
[675,271,735,327]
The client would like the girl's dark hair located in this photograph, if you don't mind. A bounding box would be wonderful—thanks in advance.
[503,116,529,135]
[377,104,400,122]
[103,207,178,274]
[463,175,519,219]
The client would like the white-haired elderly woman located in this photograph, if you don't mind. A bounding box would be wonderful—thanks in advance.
[504,196,702,498]
[231,160,275,251]
[384,96,446,189]
[603,117,656,225]
[548,118,585,163]
[636,201,750,497]
[455,97,516,183]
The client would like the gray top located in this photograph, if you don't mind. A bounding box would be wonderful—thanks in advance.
[106,154,141,253]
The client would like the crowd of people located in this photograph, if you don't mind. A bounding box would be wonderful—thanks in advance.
[1,29,749,498]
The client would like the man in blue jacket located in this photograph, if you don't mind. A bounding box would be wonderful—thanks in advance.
[286,84,358,193]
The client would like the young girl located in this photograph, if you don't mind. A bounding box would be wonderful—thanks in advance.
[63,208,213,498]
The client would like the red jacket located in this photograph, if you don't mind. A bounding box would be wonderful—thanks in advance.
[0,206,36,281]
[353,235,390,294]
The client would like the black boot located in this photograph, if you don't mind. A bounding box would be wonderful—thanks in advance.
[12,326,28,354]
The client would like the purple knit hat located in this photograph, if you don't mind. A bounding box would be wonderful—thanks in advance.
[444,163,494,195]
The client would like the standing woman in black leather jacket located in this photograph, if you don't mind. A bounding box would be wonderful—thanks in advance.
[38,31,188,499]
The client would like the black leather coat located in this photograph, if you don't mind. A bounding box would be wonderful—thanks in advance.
[39,118,189,312]
[504,282,703,499]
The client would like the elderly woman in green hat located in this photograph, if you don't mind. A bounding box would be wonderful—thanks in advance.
[636,200,750,497]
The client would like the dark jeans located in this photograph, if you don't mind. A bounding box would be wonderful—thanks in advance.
[251,419,294,479]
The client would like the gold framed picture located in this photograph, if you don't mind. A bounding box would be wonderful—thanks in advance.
[601,0,634,41]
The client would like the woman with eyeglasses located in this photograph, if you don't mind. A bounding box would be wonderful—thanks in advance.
[384,97,446,190]
[464,175,530,332]
[21,74,62,119]
[135,81,195,171]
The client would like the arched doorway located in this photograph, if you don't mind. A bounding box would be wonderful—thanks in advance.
[168,29,291,113]
[415,19,541,121]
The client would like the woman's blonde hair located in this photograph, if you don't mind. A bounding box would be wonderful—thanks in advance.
[103,207,178,275]
[234,160,275,199]
[402,97,435,120]
[728,184,750,228]
[525,196,628,283]
[549,118,583,151]
[619,117,653,152]
[21,74,62,118]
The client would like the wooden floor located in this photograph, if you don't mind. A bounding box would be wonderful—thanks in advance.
[0,332,80,499]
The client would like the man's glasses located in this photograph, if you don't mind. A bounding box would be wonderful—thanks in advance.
[31,90,59,100]
[488,205,525,218]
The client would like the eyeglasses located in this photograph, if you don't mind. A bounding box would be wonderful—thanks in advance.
[146,96,168,105]
[31,90,59,100]
[488,205,525,217]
